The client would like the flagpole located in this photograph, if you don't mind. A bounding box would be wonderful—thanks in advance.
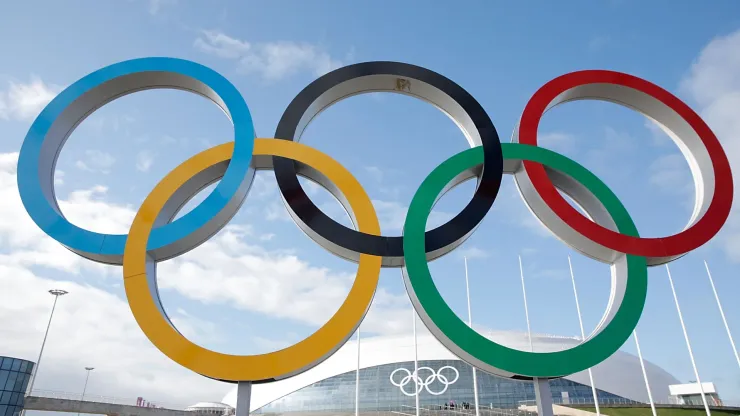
[665,265,711,416]
[567,256,600,415]
[704,260,740,371]
[413,307,420,416]
[356,328,360,416]
[464,257,480,416]
[519,255,553,416]
[633,331,657,416]
[519,256,534,353]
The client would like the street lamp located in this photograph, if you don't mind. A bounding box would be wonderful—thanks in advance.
[78,367,95,416]
[26,289,69,396]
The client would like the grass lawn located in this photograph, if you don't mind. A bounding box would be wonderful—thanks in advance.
[576,408,740,416]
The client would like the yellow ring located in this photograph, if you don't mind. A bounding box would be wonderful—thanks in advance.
[122,139,381,382]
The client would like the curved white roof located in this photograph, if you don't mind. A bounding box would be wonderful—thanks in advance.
[223,331,680,411]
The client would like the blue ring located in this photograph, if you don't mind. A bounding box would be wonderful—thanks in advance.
[17,57,255,263]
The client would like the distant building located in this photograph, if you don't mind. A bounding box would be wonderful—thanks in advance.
[186,402,235,416]
[0,356,35,416]
[669,383,722,406]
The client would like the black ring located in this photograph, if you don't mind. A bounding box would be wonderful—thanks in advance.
[273,61,503,267]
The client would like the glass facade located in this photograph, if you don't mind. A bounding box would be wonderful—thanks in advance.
[0,357,35,416]
[254,359,637,415]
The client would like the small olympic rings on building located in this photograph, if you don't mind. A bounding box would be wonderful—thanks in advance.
[389,366,460,396]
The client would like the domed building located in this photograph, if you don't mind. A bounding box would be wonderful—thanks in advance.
[221,331,680,414]
[186,402,235,416]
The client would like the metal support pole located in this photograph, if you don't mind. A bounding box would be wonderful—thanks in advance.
[26,289,68,398]
[413,308,420,416]
[567,256,600,415]
[235,381,252,416]
[666,265,711,416]
[534,378,555,416]
[704,261,740,372]
[633,331,657,416]
[519,256,552,416]
[356,328,361,416]
[78,367,94,416]
[464,257,480,416]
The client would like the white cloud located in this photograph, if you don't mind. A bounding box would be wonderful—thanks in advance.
[492,181,552,238]
[648,153,693,195]
[364,166,384,182]
[456,246,490,260]
[194,30,250,59]
[588,36,611,51]
[362,166,405,200]
[194,30,343,80]
[680,30,740,108]
[55,170,65,186]
[265,201,292,222]
[680,29,740,261]
[0,264,229,406]
[156,233,357,327]
[136,150,155,172]
[0,153,225,403]
[0,154,132,275]
[259,233,275,241]
[583,127,637,181]
[539,132,577,154]
[0,76,62,121]
[252,335,294,352]
[644,119,672,147]
[171,308,223,347]
[76,150,116,174]
[533,268,569,281]
[371,199,453,233]
[149,0,177,15]
[301,178,321,195]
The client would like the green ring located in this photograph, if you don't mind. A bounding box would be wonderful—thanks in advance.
[402,143,647,378]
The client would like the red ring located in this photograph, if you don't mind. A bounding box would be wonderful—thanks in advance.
[518,70,733,258]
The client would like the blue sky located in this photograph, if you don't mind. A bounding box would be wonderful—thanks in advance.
[2,0,740,407]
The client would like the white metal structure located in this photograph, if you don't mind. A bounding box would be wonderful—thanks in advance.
[669,383,722,406]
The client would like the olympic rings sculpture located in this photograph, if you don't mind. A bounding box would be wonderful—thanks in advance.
[18,57,733,384]
[390,366,460,396]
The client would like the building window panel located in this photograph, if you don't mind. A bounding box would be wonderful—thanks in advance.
[4,373,17,392]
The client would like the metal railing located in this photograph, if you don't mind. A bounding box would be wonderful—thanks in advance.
[28,389,184,410]
[518,398,740,408]
[398,404,534,416]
